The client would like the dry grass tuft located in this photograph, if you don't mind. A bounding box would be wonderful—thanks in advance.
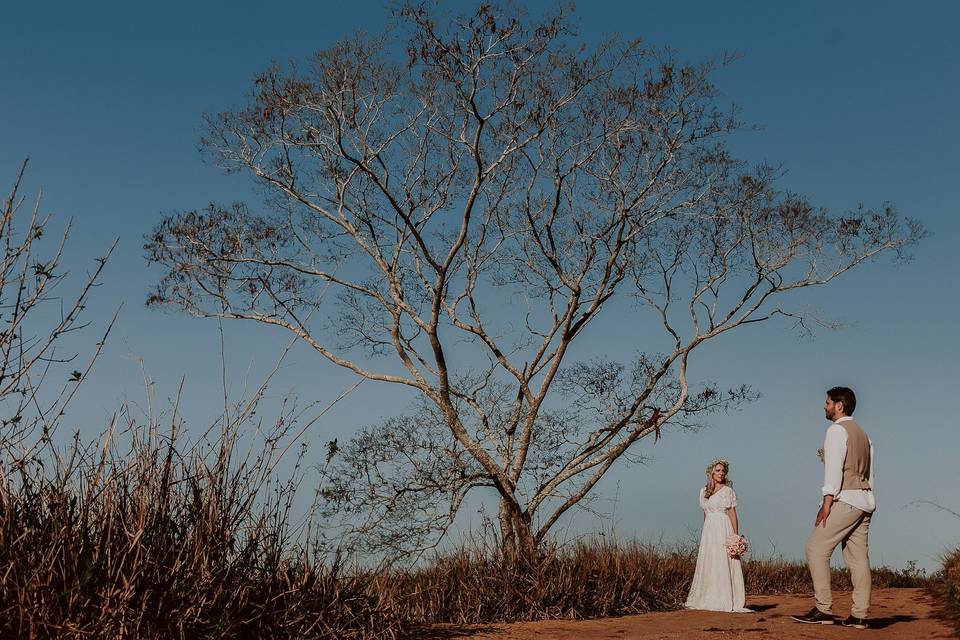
[0,415,408,639]
[929,548,960,635]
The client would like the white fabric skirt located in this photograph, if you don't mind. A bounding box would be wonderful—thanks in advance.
[684,513,751,612]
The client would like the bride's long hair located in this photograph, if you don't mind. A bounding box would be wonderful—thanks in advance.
[703,458,731,500]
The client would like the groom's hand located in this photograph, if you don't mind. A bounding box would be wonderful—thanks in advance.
[815,496,834,527]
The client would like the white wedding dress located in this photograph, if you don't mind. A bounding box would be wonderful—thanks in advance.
[684,484,751,612]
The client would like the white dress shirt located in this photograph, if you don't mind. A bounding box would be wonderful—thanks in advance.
[822,416,876,513]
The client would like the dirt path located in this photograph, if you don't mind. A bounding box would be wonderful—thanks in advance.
[437,589,954,639]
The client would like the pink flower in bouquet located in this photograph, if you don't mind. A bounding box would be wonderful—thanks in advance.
[726,534,749,558]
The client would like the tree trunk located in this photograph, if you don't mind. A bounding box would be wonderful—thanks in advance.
[498,497,537,562]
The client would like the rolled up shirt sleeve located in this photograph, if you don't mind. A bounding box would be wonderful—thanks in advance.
[821,424,846,497]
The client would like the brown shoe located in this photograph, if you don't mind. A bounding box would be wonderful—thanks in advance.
[790,608,835,624]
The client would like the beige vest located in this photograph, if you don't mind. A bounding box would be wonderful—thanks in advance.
[838,418,871,491]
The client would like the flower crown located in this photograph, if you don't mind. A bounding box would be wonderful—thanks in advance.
[705,458,730,475]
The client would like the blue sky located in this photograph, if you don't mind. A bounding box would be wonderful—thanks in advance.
[2,1,958,571]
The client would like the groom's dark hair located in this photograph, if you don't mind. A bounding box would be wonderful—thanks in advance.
[827,386,857,416]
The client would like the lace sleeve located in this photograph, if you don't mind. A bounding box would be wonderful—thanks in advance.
[726,487,737,508]
[698,486,707,510]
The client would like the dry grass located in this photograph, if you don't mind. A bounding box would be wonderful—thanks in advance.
[0,418,933,638]
[929,548,960,635]
[395,538,931,627]
[743,554,929,596]
[0,415,408,640]
[398,539,696,625]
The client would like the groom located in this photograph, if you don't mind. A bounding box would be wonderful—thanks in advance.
[792,386,875,630]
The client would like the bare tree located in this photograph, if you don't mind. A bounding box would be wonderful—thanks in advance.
[145,3,923,558]
[0,160,117,454]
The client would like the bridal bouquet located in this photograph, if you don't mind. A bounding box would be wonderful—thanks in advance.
[726,534,749,558]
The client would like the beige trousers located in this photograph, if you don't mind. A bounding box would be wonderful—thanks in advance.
[804,501,872,618]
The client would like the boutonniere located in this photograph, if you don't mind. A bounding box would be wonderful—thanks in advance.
[816,447,825,463]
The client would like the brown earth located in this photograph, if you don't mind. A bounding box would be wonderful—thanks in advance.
[432,589,954,639]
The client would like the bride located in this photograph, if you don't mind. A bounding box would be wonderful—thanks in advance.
[684,458,751,612]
